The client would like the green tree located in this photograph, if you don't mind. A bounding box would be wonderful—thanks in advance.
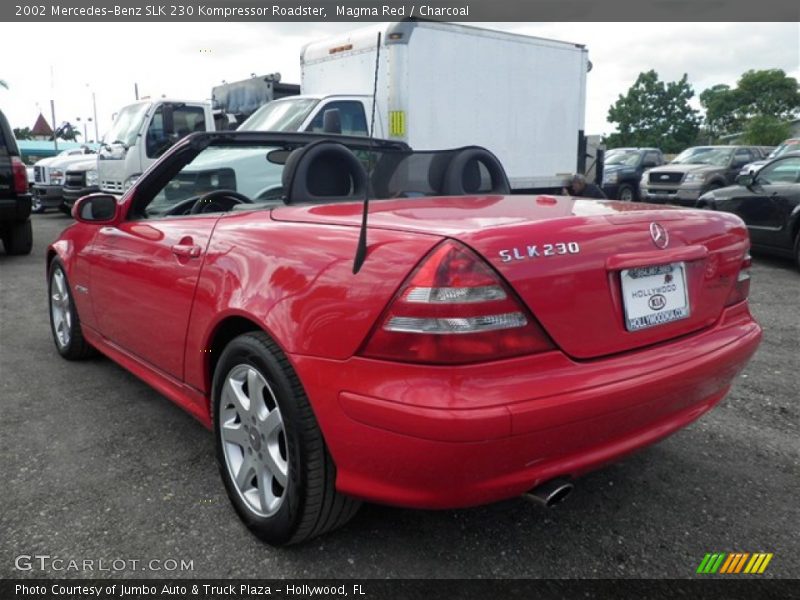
[699,84,742,140]
[605,70,700,153]
[699,69,800,141]
[13,127,32,140]
[742,115,792,146]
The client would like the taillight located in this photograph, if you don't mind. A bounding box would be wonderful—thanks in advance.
[725,250,751,306]
[360,240,554,364]
[11,157,27,194]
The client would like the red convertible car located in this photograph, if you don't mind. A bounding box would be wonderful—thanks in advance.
[49,132,761,545]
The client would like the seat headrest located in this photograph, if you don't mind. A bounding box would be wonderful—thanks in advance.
[283,141,369,205]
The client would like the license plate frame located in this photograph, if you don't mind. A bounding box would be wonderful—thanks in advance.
[620,262,690,331]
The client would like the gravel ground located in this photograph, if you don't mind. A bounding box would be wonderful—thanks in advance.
[1,213,798,580]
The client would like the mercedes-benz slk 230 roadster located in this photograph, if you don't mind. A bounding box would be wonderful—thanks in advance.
[48,132,762,545]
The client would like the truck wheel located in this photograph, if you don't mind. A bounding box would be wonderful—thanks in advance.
[794,231,800,271]
[618,184,636,202]
[48,259,95,359]
[2,220,33,255]
[59,204,72,216]
[213,331,361,545]
[31,196,45,214]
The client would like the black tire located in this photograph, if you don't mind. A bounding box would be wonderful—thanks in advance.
[794,231,800,272]
[618,183,637,202]
[59,204,72,216]
[31,196,45,214]
[48,259,95,359]
[212,331,360,545]
[2,220,33,255]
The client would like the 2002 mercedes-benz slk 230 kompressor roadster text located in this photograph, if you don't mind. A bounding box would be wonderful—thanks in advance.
[48,132,762,545]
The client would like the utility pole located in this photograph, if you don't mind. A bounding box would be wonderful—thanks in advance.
[91,88,99,141]
[50,99,58,152]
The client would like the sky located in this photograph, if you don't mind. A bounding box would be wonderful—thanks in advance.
[0,21,797,141]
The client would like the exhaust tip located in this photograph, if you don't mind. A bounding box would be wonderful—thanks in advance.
[523,478,573,508]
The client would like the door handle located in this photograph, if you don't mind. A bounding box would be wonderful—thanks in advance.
[171,243,202,258]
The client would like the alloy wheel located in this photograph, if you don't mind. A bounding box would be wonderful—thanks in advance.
[50,268,72,348]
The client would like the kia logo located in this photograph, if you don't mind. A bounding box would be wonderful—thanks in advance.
[649,294,667,310]
[650,222,669,249]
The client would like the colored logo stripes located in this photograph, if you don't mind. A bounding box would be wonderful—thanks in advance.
[696,552,773,574]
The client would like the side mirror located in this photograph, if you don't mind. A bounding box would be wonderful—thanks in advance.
[735,174,754,187]
[322,108,342,134]
[72,194,120,224]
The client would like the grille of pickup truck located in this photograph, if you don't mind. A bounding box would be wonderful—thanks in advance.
[649,171,684,184]
[66,171,86,188]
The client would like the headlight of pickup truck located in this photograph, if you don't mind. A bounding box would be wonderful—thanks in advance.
[684,173,705,183]
[50,169,64,185]
[86,170,99,187]
[603,171,618,184]
[640,172,648,188]
[123,174,141,192]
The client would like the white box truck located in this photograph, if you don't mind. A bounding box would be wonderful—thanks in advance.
[240,21,590,191]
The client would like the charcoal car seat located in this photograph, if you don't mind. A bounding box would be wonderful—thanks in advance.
[440,147,511,195]
[282,141,369,204]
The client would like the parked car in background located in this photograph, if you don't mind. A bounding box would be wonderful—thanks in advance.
[62,158,100,212]
[698,152,800,269]
[48,130,760,545]
[601,147,664,201]
[32,146,96,213]
[738,138,800,177]
[0,109,33,255]
[640,145,765,206]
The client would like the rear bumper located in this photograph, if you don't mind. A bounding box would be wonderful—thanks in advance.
[291,303,761,509]
[0,195,32,221]
[33,185,64,208]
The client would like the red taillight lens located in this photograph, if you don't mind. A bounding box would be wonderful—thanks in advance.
[725,250,751,306]
[11,157,28,194]
[360,240,554,364]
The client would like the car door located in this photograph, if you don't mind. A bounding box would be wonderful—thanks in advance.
[87,153,223,381]
[733,156,800,249]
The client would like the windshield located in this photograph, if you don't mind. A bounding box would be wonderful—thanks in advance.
[103,103,150,147]
[238,98,319,132]
[605,152,641,167]
[768,140,800,159]
[671,147,721,165]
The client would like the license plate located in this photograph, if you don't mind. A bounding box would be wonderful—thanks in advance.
[620,262,690,331]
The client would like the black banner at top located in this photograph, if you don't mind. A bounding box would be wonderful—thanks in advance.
[3,0,800,22]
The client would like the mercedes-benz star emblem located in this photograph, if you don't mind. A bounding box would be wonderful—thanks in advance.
[650,222,669,249]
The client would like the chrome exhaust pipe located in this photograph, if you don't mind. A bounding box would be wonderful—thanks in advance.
[523,478,573,508]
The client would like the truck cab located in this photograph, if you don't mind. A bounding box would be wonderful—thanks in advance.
[97,100,213,194]
[239,95,373,137]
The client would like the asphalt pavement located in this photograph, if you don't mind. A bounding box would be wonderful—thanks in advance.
[1,213,798,579]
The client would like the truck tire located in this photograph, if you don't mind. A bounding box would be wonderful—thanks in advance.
[618,183,637,202]
[794,231,800,272]
[2,220,33,255]
[213,331,361,545]
[31,196,45,214]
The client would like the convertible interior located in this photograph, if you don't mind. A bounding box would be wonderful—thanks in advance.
[144,137,512,218]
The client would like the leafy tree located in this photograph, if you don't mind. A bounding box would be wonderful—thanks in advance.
[742,115,792,146]
[54,122,81,142]
[605,70,700,153]
[13,127,32,140]
[699,84,742,140]
[699,69,799,141]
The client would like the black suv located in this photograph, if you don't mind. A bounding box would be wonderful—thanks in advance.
[0,109,32,255]
[601,148,664,201]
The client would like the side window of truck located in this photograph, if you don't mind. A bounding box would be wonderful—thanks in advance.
[306,101,368,137]
[146,106,207,159]
[644,151,661,166]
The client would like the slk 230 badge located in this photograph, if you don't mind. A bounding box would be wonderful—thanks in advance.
[498,242,580,262]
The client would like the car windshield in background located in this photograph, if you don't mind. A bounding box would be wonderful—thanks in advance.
[768,140,800,159]
[605,152,640,167]
[239,98,320,132]
[147,145,285,216]
[103,103,149,147]
[671,147,730,166]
